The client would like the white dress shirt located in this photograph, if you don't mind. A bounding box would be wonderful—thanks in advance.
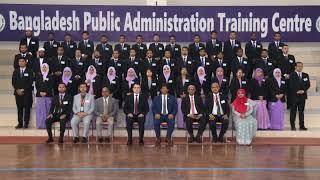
[212,93,224,115]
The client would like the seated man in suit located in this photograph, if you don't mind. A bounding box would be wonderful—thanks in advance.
[71,83,95,143]
[46,83,73,144]
[95,87,118,143]
[152,84,177,145]
[123,83,149,145]
[181,84,206,143]
[205,82,230,143]
[289,62,310,131]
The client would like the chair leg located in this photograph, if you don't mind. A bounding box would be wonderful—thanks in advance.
[53,125,55,137]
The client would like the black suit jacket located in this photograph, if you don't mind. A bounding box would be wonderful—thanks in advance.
[176,76,194,98]
[49,94,73,117]
[102,76,121,99]
[83,75,102,99]
[223,39,241,61]
[13,53,33,69]
[245,41,263,62]
[107,59,125,78]
[122,78,140,98]
[35,74,54,97]
[181,95,205,115]
[229,77,249,102]
[268,41,285,63]
[193,75,211,96]
[158,74,176,96]
[51,56,70,74]
[149,43,165,59]
[195,56,214,78]
[78,40,94,57]
[254,58,275,77]
[267,77,287,102]
[61,41,77,59]
[205,93,230,116]
[205,39,223,58]
[231,57,251,78]
[31,58,52,74]
[176,56,195,76]
[188,43,206,60]
[114,43,131,60]
[165,44,181,60]
[123,94,149,115]
[12,68,34,96]
[212,58,231,78]
[20,36,39,58]
[96,43,113,60]
[159,58,178,76]
[43,40,60,58]
[132,43,148,60]
[88,58,108,76]
[280,54,296,76]
[249,79,268,100]
[211,77,229,97]
[70,58,87,78]
[124,57,141,76]
[140,58,158,77]
[289,72,310,100]
[141,77,158,99]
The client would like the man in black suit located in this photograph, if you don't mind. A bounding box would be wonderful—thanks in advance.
[188,34,206,60]
[19,28,39,58]
[14,44,33,69]
[43,32,60,58]
[124,48,141,77]
[195,48,213,78]
[78,31,94,59]
[61,33,77,59]
[254,49,275,78]
[114,34,131,60]
[245,32,263,75]
[206,31,222,60]
[90,50,107,77]
[95,35,113,61]
[51,46,70,93]
[268,32,285,66]
[149,34,165,60]
[32,48,52,74]
[123,83,149,145]
[108,50,125,78]
[206,82,229,143]
[132,35,148,60]
[164,35,181,60]
[46,83,73,143]
[12,58,34,129]
[160,50,177,76]
[70,49,87,86]
[289,62,310,131]
[181,85,207,143]
[212,51,231,78]
[231,48,251,79]
[177,47,195,76]
[223,31,241,62]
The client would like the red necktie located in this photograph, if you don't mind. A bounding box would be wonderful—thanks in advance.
[191,96,195,114]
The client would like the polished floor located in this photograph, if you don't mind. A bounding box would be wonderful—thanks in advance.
[0,144,319,179]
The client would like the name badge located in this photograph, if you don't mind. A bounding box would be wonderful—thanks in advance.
[139,47,144,50]
[268,62,272,66]
[281,81,285,84]
[199,46,202,49]
[87,44,91,47]
[85,100,90,103]
[257,45,261,48]
[53,44,57,48]
[117,63,121,67]
[244,103,249,106]
[175,48,179,51]
[152,83,156,86]
[63,101,68,105]
[152,63,156,66]
[105,47,109,51]
[98,62,102,65]
[92,79,95,82]
[24,73,29,77]
[80,107,84,112]
[171,63,175,66]
[221,100,226,104]
[159,47,163,50]
[206,62,210,66]
[134,62,139,65]
[222,63,227,66]
[215,44,220,47]
[187,61,192,64]
[278,47,282,50]
[44,78,49,81]
[78,62,83,66]
[168,80,173,83]
[303,78,308,81]
[242,81,247,84]
[31,41,35,44]
[68,80,72,83]
[235,44,239,47]
[185,79,189,82]
[289,60,293,63]
[60,61,65,64]
[111,81,116,84]
[243,61,248,64]
[69,45,74,48]
[222,79,227,82]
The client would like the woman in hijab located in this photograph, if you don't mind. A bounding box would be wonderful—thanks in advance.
[250,68,270,130]
[194,66,210,101]
[267,68,286,130]
[212,67,229,97]
[232,89,257,145]
[35,63,53,129]
[84,65,101,99]
[141,69,158,129]
[158,65,175,96]
[103,66,122,108]
[61,67,76,96]
[122,68,139,101]
[175,67,193,129]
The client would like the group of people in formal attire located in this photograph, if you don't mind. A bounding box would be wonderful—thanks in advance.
[12,28,310,145]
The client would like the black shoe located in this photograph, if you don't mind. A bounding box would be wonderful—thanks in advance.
[81,137,88,143]
[155,138,161,146]
[188,136,194,143]
[212,138,218,143]
[58,137,64,144]
[196,136,202,143]
[167,138,173,146]
[300,127,308,131]
[139,140,144,145]
[46,138,54,144]
[15,125,23,129]
[98,137,103,143]
[218,136,224,143]
[105,137,111,143]
[291,127,296,131]
[23,125,28,129]
[73,137,79,143]
[127,140,133,145]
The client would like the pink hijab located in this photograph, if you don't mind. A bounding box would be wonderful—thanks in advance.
[62,67,72,85]
[85,65,97,95]
[273,68,282,87]
[41,63,49,80]
[126,68,138,88]
[163,65,171,83]
[107,67,116,82]
[197,66,206,85]
[215,67,224,85]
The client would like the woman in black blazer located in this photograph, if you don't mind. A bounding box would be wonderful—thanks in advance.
[35,63,54,129]
[212,67,229,97]
[122,68,140,100]
[229,68,249,102]
[103,66,122,108]
[84,65,102,99]
[194,66,211,99]
[158,65,176,96]
[60,67,77,96]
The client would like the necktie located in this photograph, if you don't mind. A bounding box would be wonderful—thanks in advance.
[104,98,108,114]
[201,57,205,66]
[50,41,53,47]
[215,95,221,116]
[60,95,63,104]
[191,96,195,114]
[276,42,279,48]
[20,69,24,78]
[162,95,167,115]
[121,43,124,50]
[67,42,69,47]
[219,60,222,65]
[102,44,106,50]
[252,41,256,48]
[196,44,199,49]
[184,57,187,65]
[231,40,235,48]
[134,95,138,115]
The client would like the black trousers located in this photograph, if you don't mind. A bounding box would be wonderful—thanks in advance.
[15,94,32,126]
[126,115,145,142]
[185,116,207,138]
[46,114,67,139]
[290,98,306,128]
[208,115,229,139]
